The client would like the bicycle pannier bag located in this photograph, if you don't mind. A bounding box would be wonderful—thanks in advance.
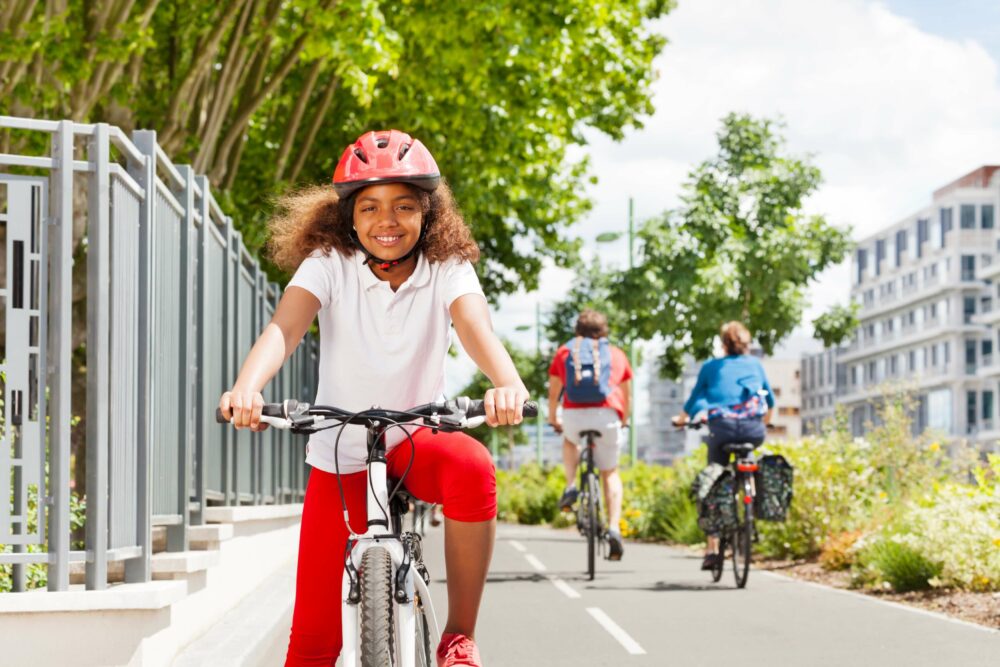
[692,464,738,533]
[754,454,793,521]
[563,336,613,403]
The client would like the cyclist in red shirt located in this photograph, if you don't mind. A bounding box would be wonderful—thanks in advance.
[547,309,633,560]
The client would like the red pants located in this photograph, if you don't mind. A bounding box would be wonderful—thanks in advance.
[284,428,497,666]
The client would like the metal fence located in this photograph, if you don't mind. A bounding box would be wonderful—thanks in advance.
[0,116,317,591]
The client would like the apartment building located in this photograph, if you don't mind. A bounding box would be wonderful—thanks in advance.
[801,347,845,434]
[842,166,1000,440]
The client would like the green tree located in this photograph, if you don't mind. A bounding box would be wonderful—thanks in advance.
[813,302,859,349]
[580,113,853,377]
[2,1,673,301]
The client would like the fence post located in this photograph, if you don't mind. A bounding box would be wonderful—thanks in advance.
[85,123,111,590]
[125,129,157,582]
[167,165,196,551]
[191,175,211,526]
[222,218,235,504]
[46,121,74,591]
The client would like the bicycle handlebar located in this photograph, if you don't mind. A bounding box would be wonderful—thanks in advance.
[216,397,538,430]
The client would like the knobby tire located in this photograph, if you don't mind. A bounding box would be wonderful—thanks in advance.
[360,547,395,667]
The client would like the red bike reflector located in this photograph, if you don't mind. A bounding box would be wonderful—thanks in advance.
[743,494,753,505]
[737,463,758,472]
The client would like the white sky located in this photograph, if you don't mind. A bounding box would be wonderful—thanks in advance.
[447,0,1000,400]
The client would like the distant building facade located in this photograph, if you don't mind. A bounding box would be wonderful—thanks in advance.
[841,166,1000,443]
[801,347,846,434]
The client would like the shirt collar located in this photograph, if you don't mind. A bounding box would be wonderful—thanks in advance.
[353,250,431,291]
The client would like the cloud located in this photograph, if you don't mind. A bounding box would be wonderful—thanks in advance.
[454,0,1000,393]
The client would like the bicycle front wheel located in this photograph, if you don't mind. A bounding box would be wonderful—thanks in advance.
[732,498,753,589]
[360,547,395,667]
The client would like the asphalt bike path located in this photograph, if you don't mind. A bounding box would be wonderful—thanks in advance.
[418,522,999,666]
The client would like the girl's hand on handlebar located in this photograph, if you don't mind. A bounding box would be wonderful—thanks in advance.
[671,414,688,427]
[219,389,269,432]
[484,384,530,427]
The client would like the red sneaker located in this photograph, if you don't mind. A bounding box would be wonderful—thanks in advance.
[436,632,482,667]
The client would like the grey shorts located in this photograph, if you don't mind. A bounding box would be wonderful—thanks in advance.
[561,407,623,471]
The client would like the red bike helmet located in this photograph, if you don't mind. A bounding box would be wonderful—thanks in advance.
[332,130,440,198]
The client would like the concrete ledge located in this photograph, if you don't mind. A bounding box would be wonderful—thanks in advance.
[152,550,220,578]
[204,504,303,524]
[188,523,233,551]
[0,581,187,613]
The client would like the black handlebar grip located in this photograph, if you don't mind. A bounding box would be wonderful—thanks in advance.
[262,403,286,418]
[463,399,539,419]
[216,402,291,424]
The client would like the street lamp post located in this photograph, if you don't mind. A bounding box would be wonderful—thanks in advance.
[516,301,546,466]
[596,197,639,464]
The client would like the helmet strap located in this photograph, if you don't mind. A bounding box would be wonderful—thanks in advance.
[350,225,427,272]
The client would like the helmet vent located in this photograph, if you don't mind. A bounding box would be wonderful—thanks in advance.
[375,137,389,149]
[398,143,411,160]
[353,148,368,164]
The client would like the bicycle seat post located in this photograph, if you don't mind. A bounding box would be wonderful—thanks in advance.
[365,420,393,537]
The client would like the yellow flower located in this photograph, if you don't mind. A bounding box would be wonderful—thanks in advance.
[929,442,941,452]
[878,491,888,501]
[993,537,1000,548]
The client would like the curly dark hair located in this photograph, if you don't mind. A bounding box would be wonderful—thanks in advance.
[268,180,480,273]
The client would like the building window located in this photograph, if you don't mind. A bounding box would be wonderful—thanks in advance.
[944,341,950,364]
[966,339,977,374]
[967,391,977,431]
[984,204,995,229]
[908,350,916,371]
[961,204,976,229]
[856,248,867,284]
[961,255,976,281]
[984,390,994,422]
[917,218,929,257]
[940,207,953,246]
[875,239,886,276]
[895,229,907,266]
[964,296,977,323]
[778,407,799,417]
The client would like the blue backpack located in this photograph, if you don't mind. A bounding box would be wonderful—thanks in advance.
[563,336,613,403]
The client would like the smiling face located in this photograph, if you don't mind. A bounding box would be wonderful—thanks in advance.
[351,183,424,264]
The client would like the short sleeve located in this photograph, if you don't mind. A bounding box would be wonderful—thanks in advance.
[287,252,338,309]
[440,259,485,307]
[548,347,568,379]
[616,347,634,383]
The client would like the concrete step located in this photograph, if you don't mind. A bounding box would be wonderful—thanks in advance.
[151,550,220,580]
[171,558,295,667]
[189,523,233,551]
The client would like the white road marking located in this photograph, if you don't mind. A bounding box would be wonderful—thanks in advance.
[524,553,547,572]
[586,607,646,655]
[547,575,581,599]
[508,540,527,553]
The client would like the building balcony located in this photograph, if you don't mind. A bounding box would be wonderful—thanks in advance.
[839,322,980,363]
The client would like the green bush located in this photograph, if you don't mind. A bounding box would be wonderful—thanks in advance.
[856,537,942,592]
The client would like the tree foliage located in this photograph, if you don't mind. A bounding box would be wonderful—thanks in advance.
[550,113,854,378]
[1,0,673,299]
[813,302,859,349]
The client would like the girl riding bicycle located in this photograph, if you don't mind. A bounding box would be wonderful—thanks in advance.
[218,130,529,667]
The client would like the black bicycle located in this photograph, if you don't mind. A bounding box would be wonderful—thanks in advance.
[575,429,607,581]
[683,422,763,589]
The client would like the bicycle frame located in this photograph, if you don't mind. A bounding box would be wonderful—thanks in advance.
[340,424,440,667]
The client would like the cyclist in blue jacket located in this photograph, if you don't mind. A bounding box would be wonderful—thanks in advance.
[673,321,774,570]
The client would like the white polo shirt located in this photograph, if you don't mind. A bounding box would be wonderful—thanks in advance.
[286,249,485,473]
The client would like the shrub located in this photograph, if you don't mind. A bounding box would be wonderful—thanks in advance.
[819,530,863,571]
[856,536,942,592]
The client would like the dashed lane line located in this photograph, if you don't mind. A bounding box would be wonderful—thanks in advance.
[524,553,547,572]
[586,607,647,655]
[547,575,581,599]
[508,540,527,553]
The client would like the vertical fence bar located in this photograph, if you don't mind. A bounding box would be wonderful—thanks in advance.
[192,176,211,525]
[222,217,234,504]
[85,123,111,590]
[169,166,195,550]
[126,130,156,582]
[46,121,74,591]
